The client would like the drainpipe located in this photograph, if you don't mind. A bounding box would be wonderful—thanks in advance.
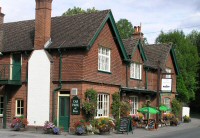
[3,88,7,128]
[52,48,62,124]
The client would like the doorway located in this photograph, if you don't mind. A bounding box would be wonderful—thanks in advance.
[58,93,70,131]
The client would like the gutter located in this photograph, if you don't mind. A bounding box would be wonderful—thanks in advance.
[52,48,63,123]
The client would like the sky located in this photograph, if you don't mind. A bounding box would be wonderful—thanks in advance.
[1,0,200,44]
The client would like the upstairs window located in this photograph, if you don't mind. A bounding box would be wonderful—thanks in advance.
[130,63,142,80]
[166,68,171,78]
[98,47,111,72]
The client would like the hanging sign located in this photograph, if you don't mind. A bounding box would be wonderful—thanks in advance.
[161,78,172,92]
[71,96,80,115]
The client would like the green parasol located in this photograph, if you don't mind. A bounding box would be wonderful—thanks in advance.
[159,105,171,111]
[138,107,160,114]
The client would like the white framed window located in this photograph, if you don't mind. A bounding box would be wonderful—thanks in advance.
[164,98,171,112]
[130,63,142,80]
[166,68,171,78]
[98,47,111,72]
[15,100,24,116]
[97,94,109,117]
[130,96,138,114]
[0,96,4,116]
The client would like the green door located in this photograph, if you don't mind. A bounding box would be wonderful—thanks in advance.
[59,96,70,131]
[12,54,21,81]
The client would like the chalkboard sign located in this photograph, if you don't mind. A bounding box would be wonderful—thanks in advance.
[71,96,80,115]
[118,117,133,134]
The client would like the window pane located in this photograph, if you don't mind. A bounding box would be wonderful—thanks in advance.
[21,108,24,115]
[98,47,110,72]
[17,108,20,114]
[60,98,65,116]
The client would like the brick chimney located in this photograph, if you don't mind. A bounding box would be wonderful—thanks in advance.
[0,7,5,28]
[133,25,143,40]
[34,0,52,50]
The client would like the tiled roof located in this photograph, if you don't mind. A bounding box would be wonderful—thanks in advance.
[0,10,110,52]
[143,44,171,70]
[122,37,139,56]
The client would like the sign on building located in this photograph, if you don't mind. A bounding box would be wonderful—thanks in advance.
[71,96,80,115]
[161,78,172,92]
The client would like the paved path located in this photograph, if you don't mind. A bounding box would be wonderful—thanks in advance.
[0,118,199,138]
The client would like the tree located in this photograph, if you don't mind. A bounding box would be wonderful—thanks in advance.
[156,30,199,103]
[116,19,134,39]
[62,7,98,16]
[187,30,200,112]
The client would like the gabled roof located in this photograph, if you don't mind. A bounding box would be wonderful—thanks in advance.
[123,37,146,61]
[0,10,128,60]
[143,44,180,75]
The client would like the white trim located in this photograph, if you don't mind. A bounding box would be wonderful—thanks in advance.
[57,92,70,127]
[15,99,24,117]
[96,93,109,117]
[130,62,142,80]
[98,47,111,72]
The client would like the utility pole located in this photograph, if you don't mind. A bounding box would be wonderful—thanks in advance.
[156,60,161,124]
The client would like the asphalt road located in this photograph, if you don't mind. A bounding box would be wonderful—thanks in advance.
[150,127,200,138]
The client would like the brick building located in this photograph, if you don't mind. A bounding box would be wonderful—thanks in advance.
[0,0,179,131]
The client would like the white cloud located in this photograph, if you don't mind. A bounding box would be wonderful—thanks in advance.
[1,0,199,43]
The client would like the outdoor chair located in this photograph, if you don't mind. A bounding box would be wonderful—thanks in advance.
[159,119,166,127]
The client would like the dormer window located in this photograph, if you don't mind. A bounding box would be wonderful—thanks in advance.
[166,68,171,78]
[130,62,142,80]
[98,47,111,72]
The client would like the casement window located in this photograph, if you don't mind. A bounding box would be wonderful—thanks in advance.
[166,68,171,78]
[130,96,138,114]
[0,96,3,116]
[164,98,171,112]
[130,63,142,80]
[98,47,111,72]
[15,100,24,116]
[97,94,109,117]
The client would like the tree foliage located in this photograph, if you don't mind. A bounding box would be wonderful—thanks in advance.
[156,30,199,103]
[116,19,134,39]
[62,7,98,16]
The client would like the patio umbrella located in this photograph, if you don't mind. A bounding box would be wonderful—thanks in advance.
[137,107,160,114]
[159,105,171,112]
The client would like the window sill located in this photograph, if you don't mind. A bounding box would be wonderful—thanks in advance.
[130,78,142,81]
[98,70,112,74]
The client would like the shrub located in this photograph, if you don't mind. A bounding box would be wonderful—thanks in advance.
[120,101,131,117]
[111,92,121,119]
[183,115,191,123]
[82,89,97,121]
[171,99,182,117]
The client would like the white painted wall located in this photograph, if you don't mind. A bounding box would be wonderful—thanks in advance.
[27,50,51,126]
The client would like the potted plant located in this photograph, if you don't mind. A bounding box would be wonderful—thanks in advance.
[74,120,86,135]
[10,116,28,131]
[43,121,60,135]
[94,118,115,135]
[183,115,191,123]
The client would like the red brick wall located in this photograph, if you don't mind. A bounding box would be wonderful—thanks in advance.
[82,22,126,86]
[0,53,28,124]
[128,48,145,89]
[165,53,177,93]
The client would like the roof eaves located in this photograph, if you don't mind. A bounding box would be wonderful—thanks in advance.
[170,48,180,75]
[87,11,129,61]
